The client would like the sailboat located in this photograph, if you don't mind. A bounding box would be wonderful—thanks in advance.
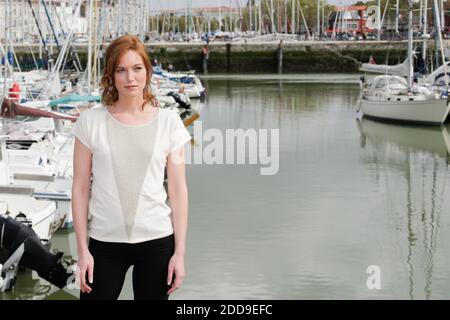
[0,136,58,243]
[359,0,450,125]
[0,97,78,231]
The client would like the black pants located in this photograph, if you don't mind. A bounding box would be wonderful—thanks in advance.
[80,234,174,300]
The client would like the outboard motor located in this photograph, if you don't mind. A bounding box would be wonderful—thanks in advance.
[167,91,191,109]
[0,216,73,292]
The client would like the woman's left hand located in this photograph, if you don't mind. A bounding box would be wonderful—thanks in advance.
[167,253,185,295]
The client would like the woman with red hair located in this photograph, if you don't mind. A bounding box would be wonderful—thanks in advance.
[71,35,191,300]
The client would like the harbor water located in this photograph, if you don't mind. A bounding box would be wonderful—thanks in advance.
[4,74,450,299]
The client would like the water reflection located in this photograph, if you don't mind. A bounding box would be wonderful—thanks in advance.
[358,119,450,158]
[5,77,450,299]
[358,118,450,299]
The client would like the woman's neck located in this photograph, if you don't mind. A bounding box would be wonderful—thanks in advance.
[113,96,146,113]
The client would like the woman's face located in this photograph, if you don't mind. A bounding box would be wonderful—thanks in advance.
[114,50,148,99]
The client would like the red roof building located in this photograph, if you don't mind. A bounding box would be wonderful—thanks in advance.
[326,6,376,34]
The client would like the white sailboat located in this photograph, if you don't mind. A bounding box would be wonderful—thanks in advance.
[359,0,450,125]
[360,74,450,124]
[0,96,78,231]
[152,67,206,99]
[0,135,58,243]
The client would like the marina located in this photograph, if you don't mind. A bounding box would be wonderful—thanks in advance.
[3,0,450,300]
[2,76,450,299]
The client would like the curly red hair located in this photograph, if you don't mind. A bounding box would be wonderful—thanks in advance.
[100,34,156,108]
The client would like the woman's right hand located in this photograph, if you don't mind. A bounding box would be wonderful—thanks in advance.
[77,250,94,293]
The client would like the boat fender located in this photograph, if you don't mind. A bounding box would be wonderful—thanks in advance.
[8,83,20,101]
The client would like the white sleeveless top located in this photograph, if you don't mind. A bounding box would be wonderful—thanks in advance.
[71,105,191,243]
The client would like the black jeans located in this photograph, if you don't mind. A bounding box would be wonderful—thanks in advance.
[79,234,174,300]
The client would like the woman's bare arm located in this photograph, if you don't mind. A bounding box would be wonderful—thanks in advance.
[72,138,94,293]
[166,146,189,294]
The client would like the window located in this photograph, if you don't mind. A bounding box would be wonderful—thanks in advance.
[375,79,386,89]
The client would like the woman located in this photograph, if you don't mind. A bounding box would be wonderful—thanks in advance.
[71,35,191,300]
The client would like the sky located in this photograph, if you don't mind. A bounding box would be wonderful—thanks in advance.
[154,0,358,11]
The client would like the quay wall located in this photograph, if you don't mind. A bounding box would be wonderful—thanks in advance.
[12,41,445,73]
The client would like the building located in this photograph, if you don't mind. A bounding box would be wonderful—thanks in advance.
[1,0,154,45]
[326,6,376,35]
[0,0,88,44]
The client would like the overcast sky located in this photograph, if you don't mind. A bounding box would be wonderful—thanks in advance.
[154,0,358,11]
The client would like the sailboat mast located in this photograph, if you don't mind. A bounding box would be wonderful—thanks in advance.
[395,0,399,34]
[284,0,287,33]
[41,0,60,51]
[292,0,295,35]
[317,0,320,38]
[433,0,448,88]
[377,0,381,41]
[188,0,192,39]
[92,0,98,88]
[249,0,252,32]
[407,0,413,89]
[322,0,325,35]
[422,0,428,61]
[3,0,9,98]
[299,0,310,38]
[219,0,222,31]
[270,0,275,33]
[277,0,281,33]
[259,0,262,34]
[420,0,423,32]
[87,0,93,93]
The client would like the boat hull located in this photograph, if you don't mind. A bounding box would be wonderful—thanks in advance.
[0,193,57,241]
[361,98,450,125]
